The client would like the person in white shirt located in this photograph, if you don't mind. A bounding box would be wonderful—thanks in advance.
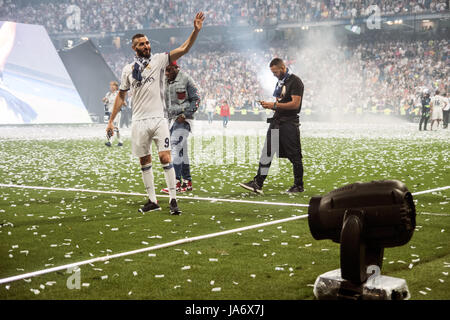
[205,94,216,124]
[103,81,123,146]
[106,12,205,215]
[430,90,446,130]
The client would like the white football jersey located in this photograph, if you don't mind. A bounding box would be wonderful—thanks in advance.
[119,53,169,120]
[104,90,118,113]
[432,95,447,110]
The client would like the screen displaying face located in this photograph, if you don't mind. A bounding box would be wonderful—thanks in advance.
[0,21,91,124]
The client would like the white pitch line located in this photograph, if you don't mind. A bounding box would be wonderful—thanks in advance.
[0,183,448,208]
[411,186,450,195]
[0,183,309,208]
[418,212,450,217]
[0,214,307,285]
[0,183,448,284]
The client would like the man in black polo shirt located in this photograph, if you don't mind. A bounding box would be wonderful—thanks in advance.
[239,58,305,194]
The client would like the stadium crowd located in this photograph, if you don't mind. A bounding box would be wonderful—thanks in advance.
[1,0,448,34]
[1,0,447,118]
[100,38,449,117]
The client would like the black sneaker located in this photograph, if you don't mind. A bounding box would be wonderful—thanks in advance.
[105,141,112,147]
[138,200,161,213]
[169,199,182,215]
[286,185,304,193]
[239,180,263,194]
[117,142,123,147]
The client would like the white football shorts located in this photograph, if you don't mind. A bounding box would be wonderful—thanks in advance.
[131,117,171,158]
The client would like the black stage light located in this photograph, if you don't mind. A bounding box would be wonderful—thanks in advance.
[308,180,416,299]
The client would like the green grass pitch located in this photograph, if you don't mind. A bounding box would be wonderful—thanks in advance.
[0,123,449,300]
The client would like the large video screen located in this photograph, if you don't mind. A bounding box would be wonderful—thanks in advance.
[0,21,91,124]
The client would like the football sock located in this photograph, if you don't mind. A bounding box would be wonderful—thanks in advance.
[141,163,157,203]
[162,162,177,200]
[116,129,122,144]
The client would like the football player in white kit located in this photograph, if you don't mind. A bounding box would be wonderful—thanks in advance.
[103,81,123,147]
[430,90,447,131]
[106,12,205,215]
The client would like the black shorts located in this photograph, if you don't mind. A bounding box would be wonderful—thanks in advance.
[265,121,302,159]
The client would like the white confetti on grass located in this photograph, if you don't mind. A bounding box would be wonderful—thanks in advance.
[211,287,221,292]
[30,288,40,295]
[2,125,446,300]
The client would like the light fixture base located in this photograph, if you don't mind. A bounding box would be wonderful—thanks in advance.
[313,269,410,300]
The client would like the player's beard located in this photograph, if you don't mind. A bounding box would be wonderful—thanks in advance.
[137,47,151,58]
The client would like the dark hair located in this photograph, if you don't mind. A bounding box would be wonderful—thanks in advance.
[270,58,284,67]
[132,33,146,42]
[435,90,440,95]
[132,33,147,48]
